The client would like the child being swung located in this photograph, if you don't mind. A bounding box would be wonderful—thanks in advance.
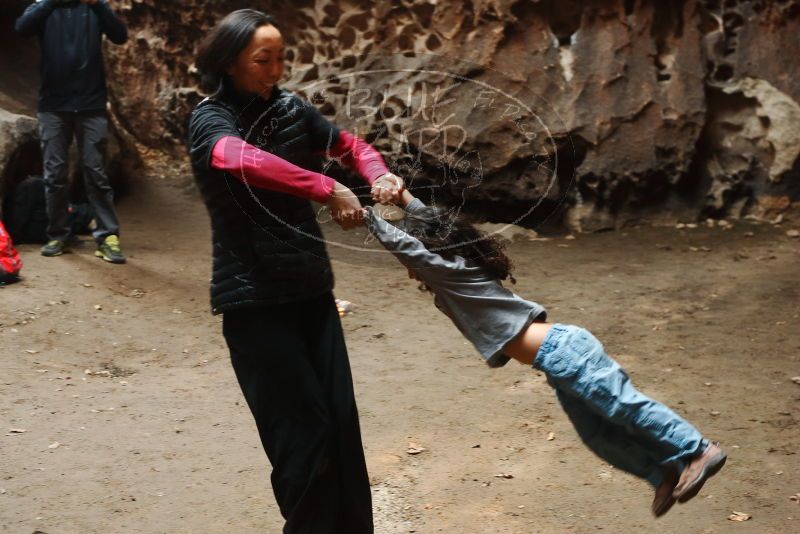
[362,189,726,518]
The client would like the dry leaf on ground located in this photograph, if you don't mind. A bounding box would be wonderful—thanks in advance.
[728,511,751,521]
[406,442,426,455]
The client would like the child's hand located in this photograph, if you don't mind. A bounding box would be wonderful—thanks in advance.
[371,173,404,204]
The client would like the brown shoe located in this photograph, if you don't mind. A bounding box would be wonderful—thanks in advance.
[652,467,678,517]
[672,441,727,503]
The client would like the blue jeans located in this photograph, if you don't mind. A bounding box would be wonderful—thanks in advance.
[534,324,706,487]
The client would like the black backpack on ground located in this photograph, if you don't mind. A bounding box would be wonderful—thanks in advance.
[2,175,95,243]
[5,175,48,244]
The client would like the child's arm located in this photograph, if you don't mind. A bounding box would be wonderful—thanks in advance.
[363,208,453,275]
[399,189,416,208]
[399,190,430,216]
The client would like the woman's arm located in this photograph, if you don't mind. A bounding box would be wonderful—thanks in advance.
[326,131,406,204]
[191,102,363,228]
[305,103,388,184]
[211,136,335,203]
[211,136,365,229]
[325,131,389,185]
[304,101,403,202]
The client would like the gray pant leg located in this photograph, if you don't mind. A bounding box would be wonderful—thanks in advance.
[38,112,73,242]
[75,112,119,241]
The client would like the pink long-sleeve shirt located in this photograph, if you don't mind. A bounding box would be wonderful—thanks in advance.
[210,130,389,203]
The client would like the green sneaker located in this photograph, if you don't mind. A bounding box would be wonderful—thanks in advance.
[95,235,126,264]
[41,240,67,257]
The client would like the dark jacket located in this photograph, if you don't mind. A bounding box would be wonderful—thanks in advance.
[15,0,128,113]
[188,83,342,314]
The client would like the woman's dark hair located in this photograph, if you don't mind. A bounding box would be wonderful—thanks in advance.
[196,9,277,93]
[396,205,516,285]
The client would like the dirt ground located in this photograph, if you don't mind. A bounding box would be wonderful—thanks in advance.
[1,172,798,534]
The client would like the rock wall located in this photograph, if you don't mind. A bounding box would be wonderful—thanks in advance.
[5,0,800,230]
[0,0,44,208]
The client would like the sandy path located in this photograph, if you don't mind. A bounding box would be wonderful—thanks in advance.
[1,176,798,533]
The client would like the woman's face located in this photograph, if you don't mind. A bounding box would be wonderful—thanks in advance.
[226,24,285,96]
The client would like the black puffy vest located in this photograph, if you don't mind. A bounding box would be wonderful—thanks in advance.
[190,87,334,314]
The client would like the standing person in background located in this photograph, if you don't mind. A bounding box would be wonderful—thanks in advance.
[189,9,403,533]
[15,0,128,263]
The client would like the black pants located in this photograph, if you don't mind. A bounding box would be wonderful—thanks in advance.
[222,292,373,533]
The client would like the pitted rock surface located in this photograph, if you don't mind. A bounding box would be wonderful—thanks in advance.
[2,0,799,229]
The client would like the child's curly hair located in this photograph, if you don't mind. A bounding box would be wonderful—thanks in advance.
[395,205,516,284]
